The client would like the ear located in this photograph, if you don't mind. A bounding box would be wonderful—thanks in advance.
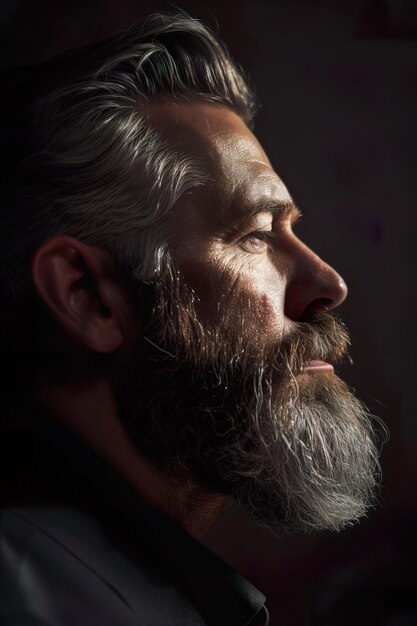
[31,236,138,354]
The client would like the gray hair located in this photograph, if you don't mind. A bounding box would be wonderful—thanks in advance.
[0,12,255,349]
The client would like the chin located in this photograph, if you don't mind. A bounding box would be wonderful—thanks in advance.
[232,372,381,533]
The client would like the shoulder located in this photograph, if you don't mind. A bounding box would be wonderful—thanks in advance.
[0,506,205,626]
[0,506,137,626]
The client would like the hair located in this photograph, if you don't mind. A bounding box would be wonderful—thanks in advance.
[0,12,256,351]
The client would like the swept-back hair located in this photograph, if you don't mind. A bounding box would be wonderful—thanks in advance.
[0,12,255,350]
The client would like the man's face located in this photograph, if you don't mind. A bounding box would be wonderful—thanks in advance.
[116,102,379,533]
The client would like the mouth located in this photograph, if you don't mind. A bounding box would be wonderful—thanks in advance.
[302,359,334,373]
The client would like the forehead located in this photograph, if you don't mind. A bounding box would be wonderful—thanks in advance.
[147,100,292,221]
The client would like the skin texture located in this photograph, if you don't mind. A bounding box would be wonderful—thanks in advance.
[31,102,348,538]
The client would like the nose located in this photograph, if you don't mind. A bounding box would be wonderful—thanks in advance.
[284,238,348,321]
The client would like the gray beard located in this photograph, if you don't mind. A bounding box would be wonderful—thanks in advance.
[115,268,381,533]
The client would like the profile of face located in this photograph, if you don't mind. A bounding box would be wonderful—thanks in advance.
[115,102,380,533]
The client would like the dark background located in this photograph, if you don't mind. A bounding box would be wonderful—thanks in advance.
[1,1,416,624]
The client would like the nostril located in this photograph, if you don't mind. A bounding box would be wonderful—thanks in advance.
[300,298,332,322]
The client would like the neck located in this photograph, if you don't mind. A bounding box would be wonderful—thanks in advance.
[32,375,225,538]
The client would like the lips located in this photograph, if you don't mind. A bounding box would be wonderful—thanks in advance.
[303,360,334,372]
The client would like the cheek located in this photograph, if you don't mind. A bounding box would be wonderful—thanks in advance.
[241,280,286,346]
[177,249,286,344]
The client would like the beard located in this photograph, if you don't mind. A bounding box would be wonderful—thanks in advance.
[115,264,381,534]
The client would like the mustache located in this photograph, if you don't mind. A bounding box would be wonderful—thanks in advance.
[139,309,350,392]
[278,312,351,377]
[134,273,351,380]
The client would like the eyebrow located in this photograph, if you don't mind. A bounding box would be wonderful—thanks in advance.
[236,199,302,229]
[251,199,301,219]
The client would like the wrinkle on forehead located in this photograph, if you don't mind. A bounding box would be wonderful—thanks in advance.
[146,99,265,167]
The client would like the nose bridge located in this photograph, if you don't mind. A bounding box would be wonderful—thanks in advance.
[283,235,348,321]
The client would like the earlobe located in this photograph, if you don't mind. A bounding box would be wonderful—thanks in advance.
[31,237,131,354]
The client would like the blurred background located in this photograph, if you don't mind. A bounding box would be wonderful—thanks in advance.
[1,1,416,624]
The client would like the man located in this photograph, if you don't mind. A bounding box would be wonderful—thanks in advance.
[0,12,380,625]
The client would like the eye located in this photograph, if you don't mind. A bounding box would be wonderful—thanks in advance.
[239,230,275,254]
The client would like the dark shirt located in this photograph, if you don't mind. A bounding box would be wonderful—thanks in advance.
[0,408,268,625]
